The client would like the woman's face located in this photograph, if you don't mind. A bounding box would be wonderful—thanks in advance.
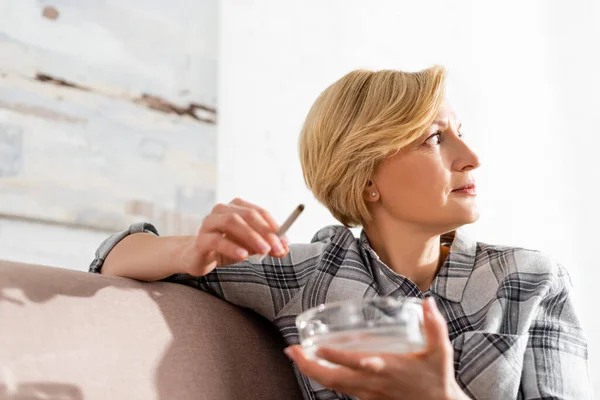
[369,100,481,231]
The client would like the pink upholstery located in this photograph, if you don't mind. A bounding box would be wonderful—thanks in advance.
[0,260,303,400]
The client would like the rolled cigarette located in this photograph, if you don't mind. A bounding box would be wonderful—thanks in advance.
[249,204,304,263]
[276,204,305,236]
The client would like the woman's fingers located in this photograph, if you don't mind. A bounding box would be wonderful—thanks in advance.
[207,201,287,257]
[201,212,272,255]
[235,205,286,256]
[284,345,368,394]
[194,232,249,264]
[316,348,367,370]
[423,297,453,356]
[315,347,390,373]
[228,199,286,256]
[196,199,290,269]
[229,198,280,231]
[208,232,249,260]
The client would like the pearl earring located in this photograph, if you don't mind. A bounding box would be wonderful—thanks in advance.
[371,192,377,197]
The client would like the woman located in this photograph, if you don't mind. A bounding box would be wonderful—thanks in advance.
[90,66,591,399]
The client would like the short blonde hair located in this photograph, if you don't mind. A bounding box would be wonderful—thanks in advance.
[299,66,446,227]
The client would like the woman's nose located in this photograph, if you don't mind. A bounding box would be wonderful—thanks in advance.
[454,141,481,171]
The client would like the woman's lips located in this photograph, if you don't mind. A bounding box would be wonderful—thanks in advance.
[452,184,477,195]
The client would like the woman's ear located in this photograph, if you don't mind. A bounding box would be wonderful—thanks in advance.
[364,180,379,202]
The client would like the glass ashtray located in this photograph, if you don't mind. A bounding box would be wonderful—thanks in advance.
[295,297,426,367]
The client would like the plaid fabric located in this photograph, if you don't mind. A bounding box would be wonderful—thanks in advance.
[90,222,592,400]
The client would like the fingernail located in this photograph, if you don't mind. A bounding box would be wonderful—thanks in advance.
[235,248,249,259]
[426,297,441,320]
[268,234,284,254]
[272,241,284,255]
[258,242,271,254]
[426,297,437,308]
[359,356,386,372]
[280,235,290,245]
[284,347,295,361]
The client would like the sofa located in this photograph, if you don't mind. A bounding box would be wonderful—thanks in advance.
[0,260,304,400]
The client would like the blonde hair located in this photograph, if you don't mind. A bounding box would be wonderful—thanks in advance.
[299,66,446,227]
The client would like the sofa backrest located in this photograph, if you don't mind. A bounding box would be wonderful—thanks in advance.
[0,260,303,400]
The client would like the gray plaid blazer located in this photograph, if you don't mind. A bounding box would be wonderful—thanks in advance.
[90,223,592,400]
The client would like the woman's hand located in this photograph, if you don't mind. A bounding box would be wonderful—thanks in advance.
[285,298,469,400]
[180,198,289,276]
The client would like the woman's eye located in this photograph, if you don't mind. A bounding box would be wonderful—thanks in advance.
[426,131,442,145]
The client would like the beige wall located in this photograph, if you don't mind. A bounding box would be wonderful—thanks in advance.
[0,0,218,268]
